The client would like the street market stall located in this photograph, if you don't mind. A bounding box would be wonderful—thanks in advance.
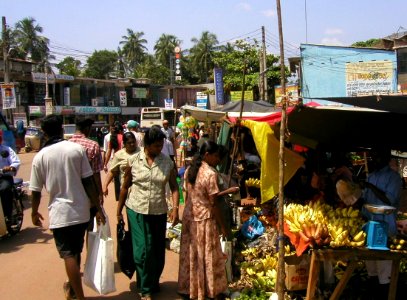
[212,102,407,299]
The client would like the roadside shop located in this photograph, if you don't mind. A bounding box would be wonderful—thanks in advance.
[220,103,407,299]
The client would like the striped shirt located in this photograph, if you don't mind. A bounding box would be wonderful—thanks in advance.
[69,133,103,173]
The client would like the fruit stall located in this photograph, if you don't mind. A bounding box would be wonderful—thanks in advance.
[219,106,407,300]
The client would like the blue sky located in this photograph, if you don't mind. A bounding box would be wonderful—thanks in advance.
[2,0,406,64]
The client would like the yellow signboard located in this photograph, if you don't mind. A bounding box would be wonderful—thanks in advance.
[230,90,253,101]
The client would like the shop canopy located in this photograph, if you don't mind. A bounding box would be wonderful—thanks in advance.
[273,105,406,151]
[180,105,226,122]
[308,95,407,114]
[219,100,320,125]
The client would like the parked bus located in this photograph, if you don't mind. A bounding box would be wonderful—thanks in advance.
[140,107,178,128]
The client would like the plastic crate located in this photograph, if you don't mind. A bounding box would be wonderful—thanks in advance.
[364,221,389,250]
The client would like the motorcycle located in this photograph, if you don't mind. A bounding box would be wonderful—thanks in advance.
[0,168,29,238]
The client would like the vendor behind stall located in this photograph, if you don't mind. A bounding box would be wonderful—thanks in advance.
[361,148,402,299]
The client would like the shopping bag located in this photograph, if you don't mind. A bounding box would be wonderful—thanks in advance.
[116,220,135,279]
[83,217,116,295]
[220,237,233,282]
[240,215,265,240]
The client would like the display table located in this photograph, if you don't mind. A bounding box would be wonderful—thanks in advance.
[306,248,406,300]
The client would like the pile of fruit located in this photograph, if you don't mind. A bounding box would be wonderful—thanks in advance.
[389,238,407,252]
[284,200,367,249]
[233,245,292,294]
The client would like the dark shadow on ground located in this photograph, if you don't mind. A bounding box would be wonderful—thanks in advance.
[0,226,53,253]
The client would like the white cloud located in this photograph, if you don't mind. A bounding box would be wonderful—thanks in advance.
[236,3,251,11]
[262,9,276,18]
[321,37,344,46]
[325,28,344,35]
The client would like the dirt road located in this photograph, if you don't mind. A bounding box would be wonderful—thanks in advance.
[0,151,182,300]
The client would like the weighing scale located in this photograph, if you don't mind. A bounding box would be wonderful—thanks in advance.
[363,204,396,250]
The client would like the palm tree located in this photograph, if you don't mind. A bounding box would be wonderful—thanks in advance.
[116,47,128,78]
[154,34,180,67]
[14,17,50,62]
[119,29,148,72]
[190,31,218,83]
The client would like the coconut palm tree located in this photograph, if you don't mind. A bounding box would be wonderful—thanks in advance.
[120,29,148,72]
[189,31,218,83]
[154,34,180,67]
[14,17,50,62]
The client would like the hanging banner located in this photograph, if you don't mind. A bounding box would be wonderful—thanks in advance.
[164,98,173,109]
[214,67,225,105]
[1,83,17,109]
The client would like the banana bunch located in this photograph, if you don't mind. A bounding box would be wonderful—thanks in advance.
[284,200,332,247]
[240,254,278,292]
[285,200,367,249]
[245,177,261,188]
[389,238,407,252]
[241,247,260,261]
[329,227,366,248]
[327,206,366,248]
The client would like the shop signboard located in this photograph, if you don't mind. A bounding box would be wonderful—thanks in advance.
[164,98,173,109]
[75,106,121,115]
[54,106,75,115]
[196,92,208,109]
[119,91,127,106]
[132,88,147,98]
[29,106,46,116]
[1,83,17,109]
[345,61,394,96]
[230,90,253,101]
[274,84,299,104]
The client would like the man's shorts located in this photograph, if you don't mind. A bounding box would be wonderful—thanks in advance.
[52,222,88,259]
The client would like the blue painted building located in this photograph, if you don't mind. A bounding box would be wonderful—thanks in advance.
[300,44,397,104]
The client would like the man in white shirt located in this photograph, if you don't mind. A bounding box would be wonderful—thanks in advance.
[30,114,105,300]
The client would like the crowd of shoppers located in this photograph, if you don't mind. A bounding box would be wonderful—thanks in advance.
[26,116,241,300]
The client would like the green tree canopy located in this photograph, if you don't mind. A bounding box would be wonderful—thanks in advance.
[56,56,82,77]
[83,50,118,79]
[351,38,381,47]
[154,34,180,68]
[212,40,282,101]
[120,29,148,71]
[189,31,219,83]
[13,17,50,63]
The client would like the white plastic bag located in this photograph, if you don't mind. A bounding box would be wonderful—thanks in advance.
[83,216,116,295]
[220,237,233,282]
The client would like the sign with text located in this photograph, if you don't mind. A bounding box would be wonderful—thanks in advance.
[345,61,394,96]
[75,106,121,114]
[164,98,173,109]
[230,90,253,101]
[1,83,17,109]
[132,88,147,98]
[119,91,127,106]
[196,92,208,108]
[214,67,225,105]
[274,84,299,104]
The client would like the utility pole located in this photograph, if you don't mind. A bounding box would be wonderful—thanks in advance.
[2,17,9,84]
[262,26,268,101]
[276,0,288,299]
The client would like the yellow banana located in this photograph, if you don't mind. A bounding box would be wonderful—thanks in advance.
[353,230,365,242]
